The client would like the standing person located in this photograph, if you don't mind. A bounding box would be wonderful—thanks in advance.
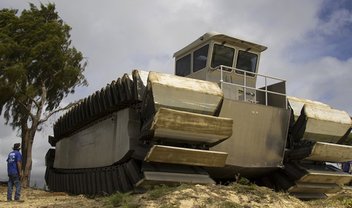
[7,143,23,202]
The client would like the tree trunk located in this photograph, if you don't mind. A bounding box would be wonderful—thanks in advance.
[21,127,35,188]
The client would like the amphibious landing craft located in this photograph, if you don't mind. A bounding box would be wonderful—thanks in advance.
[45,32,352,199]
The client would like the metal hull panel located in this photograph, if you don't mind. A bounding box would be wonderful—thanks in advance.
[300,172,352,185]
[306,142,352,162]
[152,108,233,144]
[54,108,140,169]
[288,182,341,194]
[211,99,290,169]
[149,71,223,115]
[136,171,215,188]
[145,145,228,167]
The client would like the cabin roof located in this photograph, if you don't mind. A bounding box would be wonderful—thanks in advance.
[173,32,267,58]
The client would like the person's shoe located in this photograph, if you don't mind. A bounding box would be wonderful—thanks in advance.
[7,199,12,202]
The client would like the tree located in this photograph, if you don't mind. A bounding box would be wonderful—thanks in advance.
[0,3,87,187]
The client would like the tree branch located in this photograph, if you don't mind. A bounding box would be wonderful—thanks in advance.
[39,101,78,124]
[13,97,36,121]
[14,83,41,109]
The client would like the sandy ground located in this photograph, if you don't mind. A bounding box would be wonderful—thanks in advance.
[136,184,308,208]
[1,183,352,208]
[0,185,105,208]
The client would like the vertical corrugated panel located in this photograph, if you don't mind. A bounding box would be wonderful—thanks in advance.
[82,172,88,194]
[55,172,59,191]
[92,93,99,117]
[57,173,62,191]
[95,170,102,194]
[105,85,114,110]
[122,74,133,102]
[69,173,74,194]
[132,70,147,102]
[77,173,83,194]
[100,168,108,194]
[112,166,120,192]
[106,167,114,194]
[117,78,126,104]
[47,170,53,191]
[124,160,141,185]
[88,96,94,119]
[110,80,120,106]
[88,171,93,194]
[71,173,76,193]
[76,173,81,194]
[61,174,65,193]
[100,89,108,113]
[118,164,131,192]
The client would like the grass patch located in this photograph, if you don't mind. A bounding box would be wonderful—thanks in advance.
[236,177,251,186]
[107,192,138,208]
[341,198,352,208]
[341,196,352,208]
[229,181,282,203]
[147,184,178,200]
[334,193,352,208]
[306,191,352,208]
[218,200,244,208]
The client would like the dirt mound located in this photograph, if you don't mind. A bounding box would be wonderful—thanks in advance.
[108,183,306,208]
[107,183,352,208]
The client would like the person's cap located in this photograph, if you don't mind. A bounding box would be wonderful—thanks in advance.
[13,143,21,150]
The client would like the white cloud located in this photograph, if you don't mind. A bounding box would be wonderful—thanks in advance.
[318,9,352,36]
[285,56,352,113]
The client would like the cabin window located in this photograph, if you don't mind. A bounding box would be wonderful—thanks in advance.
[211,44,235,70]
[175,54,191,76]
[236,50,258,76]
[193,44,209,72]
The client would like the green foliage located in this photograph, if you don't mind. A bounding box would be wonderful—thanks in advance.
[341,198,352,208]
[0,3,87,128]
[108,192,138,208]
[236,177,251,186]
[148,184,177,200]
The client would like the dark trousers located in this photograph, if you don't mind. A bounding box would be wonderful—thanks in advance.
[7,174,21,201]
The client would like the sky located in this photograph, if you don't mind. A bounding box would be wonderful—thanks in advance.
[0,0,351,186]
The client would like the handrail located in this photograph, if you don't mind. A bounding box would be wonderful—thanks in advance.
[218,65,287,108]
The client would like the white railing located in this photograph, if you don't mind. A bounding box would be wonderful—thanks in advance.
[218,65,287,108]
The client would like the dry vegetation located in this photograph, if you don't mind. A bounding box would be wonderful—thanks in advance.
[1,182,352,208]
[0,184,104,208]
